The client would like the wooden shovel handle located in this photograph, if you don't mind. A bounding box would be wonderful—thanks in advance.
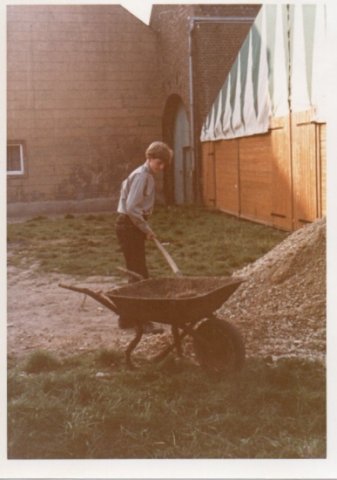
[153,238,182,276]
[116,267,144,281]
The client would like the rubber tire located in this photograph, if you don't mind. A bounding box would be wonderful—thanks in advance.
[192,317,245,373]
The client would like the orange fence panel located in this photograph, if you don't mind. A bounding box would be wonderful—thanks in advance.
[214,139,239,215]
[200,111,326,232]
[291,111,319,229]
[238,133,272,224]
[319,123,326,217]
[270,115,293,230]
[201,141,216,207]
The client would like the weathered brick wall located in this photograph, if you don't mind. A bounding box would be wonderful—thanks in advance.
[150,4,260,134]
[7,4,261,208]
[150,5,195,116]
[7,5,163,203]
[150,4,260,201]
[192,5,261,132]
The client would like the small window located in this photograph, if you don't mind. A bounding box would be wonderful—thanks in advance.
[7,143,24,175]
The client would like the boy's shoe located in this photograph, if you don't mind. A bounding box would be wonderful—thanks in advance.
[118,317,136,329]
[118,317,163,334]
[142,322,164,335]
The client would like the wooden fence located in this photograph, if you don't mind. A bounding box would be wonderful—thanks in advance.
[201,112,326,231]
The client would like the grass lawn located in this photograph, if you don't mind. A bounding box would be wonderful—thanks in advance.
[8,352,325,459]
[7,205,287,277]
[7,206,325,459]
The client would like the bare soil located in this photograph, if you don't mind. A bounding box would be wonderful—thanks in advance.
[7,218,326,364]
[7,264,172,361]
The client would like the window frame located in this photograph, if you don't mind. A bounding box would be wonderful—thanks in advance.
[7,142,25,176]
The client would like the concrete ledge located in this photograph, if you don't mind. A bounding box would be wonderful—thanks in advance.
[7,197,117,220]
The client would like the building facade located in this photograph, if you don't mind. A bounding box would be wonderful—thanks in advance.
[7,4,259,216]
[7,5,163,213]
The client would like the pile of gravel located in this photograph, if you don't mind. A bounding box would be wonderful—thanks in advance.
[220,217,326,362]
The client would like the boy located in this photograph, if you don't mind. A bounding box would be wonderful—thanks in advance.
[115,141,173,332]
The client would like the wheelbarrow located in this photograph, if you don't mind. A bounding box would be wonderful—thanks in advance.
[59,275,245,371]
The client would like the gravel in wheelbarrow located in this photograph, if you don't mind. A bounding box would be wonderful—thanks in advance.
[106,276,243,327]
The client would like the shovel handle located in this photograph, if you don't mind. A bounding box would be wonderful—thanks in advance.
[116,267,144,281]
[153,238,182,276]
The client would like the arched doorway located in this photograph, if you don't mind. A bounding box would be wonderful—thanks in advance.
[162,95,193,205]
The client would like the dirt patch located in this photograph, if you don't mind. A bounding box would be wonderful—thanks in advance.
[7,218,326,363]
[7,266,119,359]
[6,262,173,361]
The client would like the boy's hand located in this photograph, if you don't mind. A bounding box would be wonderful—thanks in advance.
[146,232,157,240]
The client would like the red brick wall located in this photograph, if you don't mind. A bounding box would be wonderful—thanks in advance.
[150,4,260,200]
[7,5,163,203]
[150,5,195,115]
[151,4,260,122]
[192,7,261,128]
[7,4,261,207]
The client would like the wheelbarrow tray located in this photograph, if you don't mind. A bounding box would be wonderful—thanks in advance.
[106,276,243,327]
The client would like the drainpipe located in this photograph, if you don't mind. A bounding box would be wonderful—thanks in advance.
[187,15,258,204]
[188,18,197,201]
[285,4,295,230]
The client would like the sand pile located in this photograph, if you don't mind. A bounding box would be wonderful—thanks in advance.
[220,217,326,362]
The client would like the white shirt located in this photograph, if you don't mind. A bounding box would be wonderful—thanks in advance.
[117,162,155,234]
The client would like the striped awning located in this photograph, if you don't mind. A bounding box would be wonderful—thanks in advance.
[201,4,327,142]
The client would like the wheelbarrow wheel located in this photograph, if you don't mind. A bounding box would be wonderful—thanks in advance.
[192,316,245,372]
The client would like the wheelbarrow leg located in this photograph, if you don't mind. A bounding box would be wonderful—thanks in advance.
[151,325,190,363]
[171,325,183,357]
[125,323,143,369]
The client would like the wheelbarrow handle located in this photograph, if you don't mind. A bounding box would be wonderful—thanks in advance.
[116,266,144,281]
[59,283,118,314]
[153,238,183,276]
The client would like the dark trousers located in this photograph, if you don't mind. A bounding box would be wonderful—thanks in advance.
[115,215,162,330]
[115,214,149,282]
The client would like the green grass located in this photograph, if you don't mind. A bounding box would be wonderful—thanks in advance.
[7,206,287,277]
[7,353,326,459]
[7,206,325,459]
[23,350,61,374]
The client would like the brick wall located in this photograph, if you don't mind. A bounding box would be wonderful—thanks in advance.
[150,4,260,122]
[193,4,261,124]
[7,4,261,208]
[150,5,195,115]
[192,10,260,130]
[150,4,260,200]
[7,5,163,203]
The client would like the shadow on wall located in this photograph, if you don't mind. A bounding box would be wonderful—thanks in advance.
[55,137,147,201]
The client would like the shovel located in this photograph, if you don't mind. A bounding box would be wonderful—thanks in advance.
[153,237,183,276]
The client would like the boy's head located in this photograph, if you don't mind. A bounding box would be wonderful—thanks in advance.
[145,141,173,174]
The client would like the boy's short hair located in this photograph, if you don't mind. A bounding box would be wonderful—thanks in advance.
[145,141,173,166]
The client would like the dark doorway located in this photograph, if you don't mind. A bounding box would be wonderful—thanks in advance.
[162,95,193,204]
